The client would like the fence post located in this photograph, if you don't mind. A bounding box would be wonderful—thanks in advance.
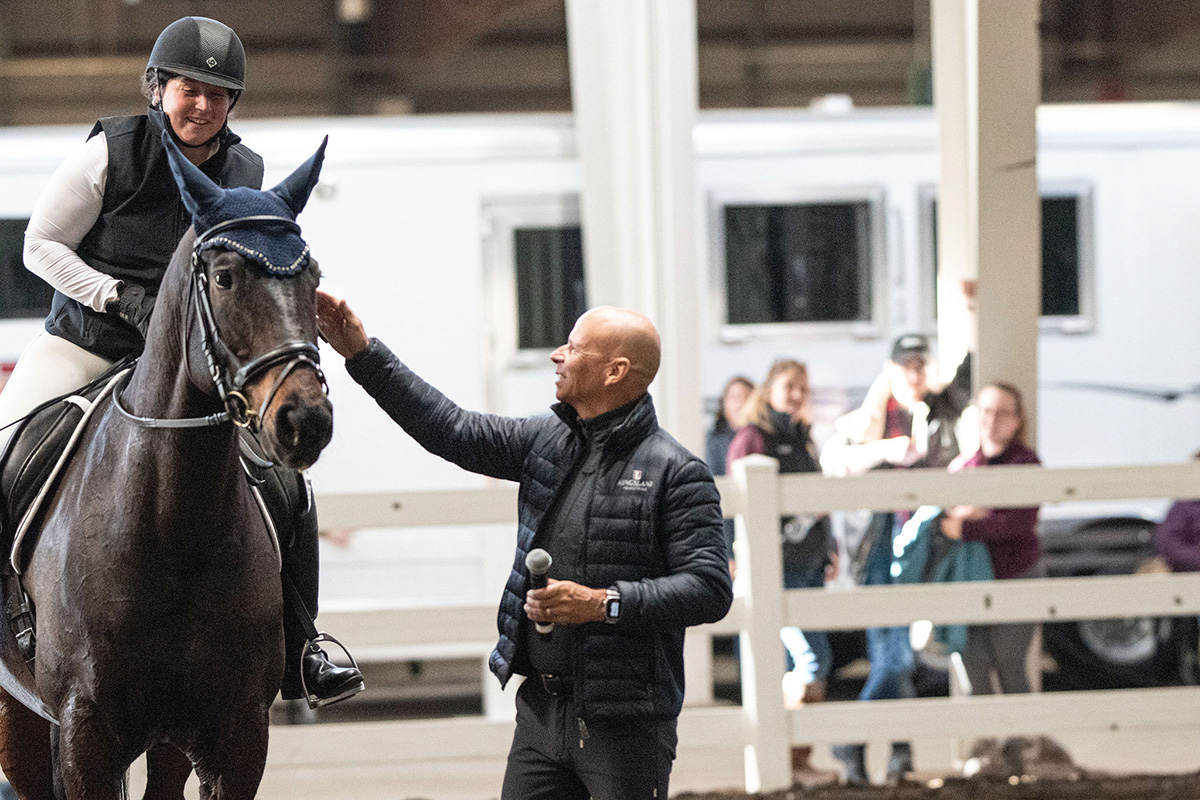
[731,454,791,793]
[483,663,518,721]
[683,627,715,706]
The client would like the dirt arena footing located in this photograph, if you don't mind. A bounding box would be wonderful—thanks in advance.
[674,772,1200,800]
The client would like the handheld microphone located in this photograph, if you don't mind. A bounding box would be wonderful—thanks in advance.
[525,548,554,635]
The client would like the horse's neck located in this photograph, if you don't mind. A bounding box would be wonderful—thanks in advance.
[122,257,222,425]
[103,244,251,521]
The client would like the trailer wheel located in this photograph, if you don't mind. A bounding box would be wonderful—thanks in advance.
[1043,616,1179,689]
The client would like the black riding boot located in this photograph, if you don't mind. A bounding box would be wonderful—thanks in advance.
[239,432,364,708]
[277,471,365,708]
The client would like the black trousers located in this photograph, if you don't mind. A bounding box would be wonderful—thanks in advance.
[500,677,677,800]
[281,489,319,652]
[238,433,321,699]
[276,469,320,699]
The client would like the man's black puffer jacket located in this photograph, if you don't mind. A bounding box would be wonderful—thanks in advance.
[346,339,733,721]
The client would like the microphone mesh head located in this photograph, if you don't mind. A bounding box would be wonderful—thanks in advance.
[525,548,552,574]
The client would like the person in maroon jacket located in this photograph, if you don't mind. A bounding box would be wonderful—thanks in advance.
[1154,451,1200,573]
[941,382,1042,697]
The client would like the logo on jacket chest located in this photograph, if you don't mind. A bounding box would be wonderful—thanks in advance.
[617,468,654,492]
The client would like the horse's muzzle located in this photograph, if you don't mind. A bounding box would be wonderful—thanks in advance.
[263,392,333,470]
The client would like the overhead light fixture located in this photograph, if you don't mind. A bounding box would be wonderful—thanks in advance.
[339,0,370,24]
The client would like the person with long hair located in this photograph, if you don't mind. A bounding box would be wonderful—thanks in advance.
[941,382,1044,776]
[727,359,837,787]
[942,382,1042,689]
[705,375,753,477]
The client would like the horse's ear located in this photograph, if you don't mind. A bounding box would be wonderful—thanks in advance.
[160,130,225,222]
[270,136,327,218]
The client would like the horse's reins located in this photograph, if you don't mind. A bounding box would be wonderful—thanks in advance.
[114,215,327,430]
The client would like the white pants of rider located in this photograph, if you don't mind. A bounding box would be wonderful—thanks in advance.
[0,332,112,455]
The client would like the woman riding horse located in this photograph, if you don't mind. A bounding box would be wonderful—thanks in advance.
[0,16,361,708]
[1,130,336,800]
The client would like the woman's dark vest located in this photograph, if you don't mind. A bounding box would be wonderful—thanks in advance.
[44,109,264,361]
[755,412,819,476]
[755,412,830,574]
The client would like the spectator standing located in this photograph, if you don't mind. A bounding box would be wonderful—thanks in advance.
[820,333,973,784]
[705,375,754,477]
[316,294,733,800]
[1154,450,1200,573]
[941,382,1045,776]
[942,383,1042,691]
[727,359,838,788]
[1153,451,1200,693]
[707,375,754,569]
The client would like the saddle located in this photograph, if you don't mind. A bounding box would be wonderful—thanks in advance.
[0,364,298,672]
[0,363,130,722]
[0,363,132,574]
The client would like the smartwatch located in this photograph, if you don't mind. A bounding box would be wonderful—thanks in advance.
[604,587,621,624]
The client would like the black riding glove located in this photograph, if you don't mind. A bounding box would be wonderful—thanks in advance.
[105,282,156,336]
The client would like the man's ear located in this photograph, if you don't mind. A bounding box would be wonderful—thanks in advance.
[605,357,631,387]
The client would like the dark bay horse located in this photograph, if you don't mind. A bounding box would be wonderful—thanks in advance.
[0,135,334,799]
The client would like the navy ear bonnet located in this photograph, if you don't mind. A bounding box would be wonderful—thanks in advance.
[162,130,327,276]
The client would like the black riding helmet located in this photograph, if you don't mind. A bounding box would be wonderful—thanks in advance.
[147,16,245,94]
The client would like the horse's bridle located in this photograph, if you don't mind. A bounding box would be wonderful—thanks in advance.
[115,215,327,430]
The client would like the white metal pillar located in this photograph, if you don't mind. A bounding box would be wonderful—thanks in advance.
[564,0,703,452]
[932,0,1041,441]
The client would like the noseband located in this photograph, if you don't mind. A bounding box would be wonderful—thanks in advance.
[115,215,327,430]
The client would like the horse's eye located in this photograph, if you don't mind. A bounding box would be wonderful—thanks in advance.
[213,270,233,290]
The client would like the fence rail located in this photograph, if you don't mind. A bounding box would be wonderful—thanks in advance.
[295,459,1200,794]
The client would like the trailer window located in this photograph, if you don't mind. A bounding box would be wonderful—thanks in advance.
[709,188,886,341]
[481,196,585,414]
[1040,196,1081,317]
[514,226,586,350]
[0,219,50,319]
[724,202,874,325]
[922,188,1093,331]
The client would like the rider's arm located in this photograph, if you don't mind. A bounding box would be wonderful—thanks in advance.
[23,132,119,313]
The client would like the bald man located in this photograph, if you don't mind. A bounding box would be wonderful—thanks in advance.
[317,293,732,800]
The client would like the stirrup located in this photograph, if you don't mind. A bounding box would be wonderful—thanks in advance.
[299,632,365,710]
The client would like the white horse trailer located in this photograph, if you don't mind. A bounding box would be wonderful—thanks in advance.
[3,101,1199,685]
[2,109,1198,483]
[3,103,1198,488]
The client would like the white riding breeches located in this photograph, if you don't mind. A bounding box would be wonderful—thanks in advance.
[0,332,113,456]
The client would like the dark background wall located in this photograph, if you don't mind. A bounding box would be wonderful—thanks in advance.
[3,0,1200,125]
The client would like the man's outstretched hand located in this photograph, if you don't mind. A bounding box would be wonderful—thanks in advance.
[316,289,370,359]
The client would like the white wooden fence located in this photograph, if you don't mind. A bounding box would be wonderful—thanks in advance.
[274,458,1200,795]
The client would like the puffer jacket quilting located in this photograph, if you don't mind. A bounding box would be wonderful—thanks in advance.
[346,339,733,721]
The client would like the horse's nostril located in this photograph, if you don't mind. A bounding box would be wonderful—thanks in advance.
[278,402,333,453]
[273,403,297,448]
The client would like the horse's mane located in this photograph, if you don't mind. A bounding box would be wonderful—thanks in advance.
[133,227,201,387]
